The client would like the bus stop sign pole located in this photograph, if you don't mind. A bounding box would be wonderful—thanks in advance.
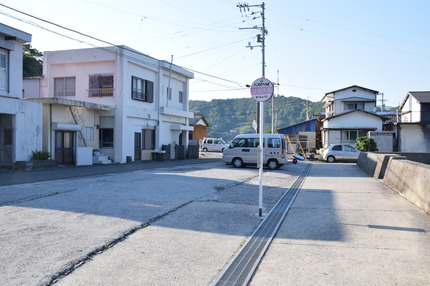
[250,77,274,217]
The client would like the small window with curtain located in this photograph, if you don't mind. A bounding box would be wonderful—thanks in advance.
[54,77,76,96]
[85,127,94,141]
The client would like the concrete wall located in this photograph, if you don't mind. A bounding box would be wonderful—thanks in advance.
[397,124,430,152]
[357,152,430,214]
[367,131,394,152]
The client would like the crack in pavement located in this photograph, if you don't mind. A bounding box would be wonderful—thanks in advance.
[45,200,195,286]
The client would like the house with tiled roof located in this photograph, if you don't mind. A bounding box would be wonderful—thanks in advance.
[320,85,386,148]
[395,91,430,152]
[400,91,430,123]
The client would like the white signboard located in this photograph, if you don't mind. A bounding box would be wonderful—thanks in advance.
[250,77,274,102]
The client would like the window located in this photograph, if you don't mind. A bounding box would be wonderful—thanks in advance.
[179,91,183,103]
[99,128,114,147]
[131,76,154,102]
[268,138,281,148]
[345,102,364,111]
[231,138,246,148]
[341,130,359,143]
[54,77,76,96]
[344,145,357,152]
[167,87,172,100]
[0,49,8,91]
[332,145,342,151]
[85,127,94,141]
[247,138,260,147]
[89,75,113,97]
[0,53,6,69]
[142,129,155,150]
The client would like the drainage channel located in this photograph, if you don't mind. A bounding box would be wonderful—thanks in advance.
[211,163,311,286]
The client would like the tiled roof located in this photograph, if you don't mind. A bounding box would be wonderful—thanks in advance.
[409,91,430,103]
[379,112,400,124]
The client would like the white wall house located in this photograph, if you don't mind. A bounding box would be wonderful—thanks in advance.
[0,24,42,169]
[24,46,194,164]
[320,85,383,147]
[396,91,430,152]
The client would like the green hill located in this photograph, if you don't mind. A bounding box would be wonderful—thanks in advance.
[190,96,324,141]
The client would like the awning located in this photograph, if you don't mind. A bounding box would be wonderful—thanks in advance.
[170,124,193,131]
[52,123,81,131]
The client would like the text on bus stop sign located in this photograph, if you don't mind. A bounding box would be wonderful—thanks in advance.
[250,77,274,102]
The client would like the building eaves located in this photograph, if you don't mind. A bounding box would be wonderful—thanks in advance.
[0,23,31,43]
[323,109,385,122]
[26,98,112,111]
[321,85,379,102]
[335,96,376,102]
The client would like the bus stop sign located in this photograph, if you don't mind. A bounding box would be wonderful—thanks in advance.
[250,77,274,102]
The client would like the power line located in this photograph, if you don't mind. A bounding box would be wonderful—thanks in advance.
[0,3,250,88]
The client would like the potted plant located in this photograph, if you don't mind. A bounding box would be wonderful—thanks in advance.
[28,150,57,170]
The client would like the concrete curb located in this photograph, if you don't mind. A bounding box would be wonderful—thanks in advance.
[357,152,430,214]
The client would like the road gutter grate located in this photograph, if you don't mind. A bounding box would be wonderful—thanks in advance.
[212,163,311,286]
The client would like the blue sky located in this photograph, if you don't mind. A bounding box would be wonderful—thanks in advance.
[1,0,429,107]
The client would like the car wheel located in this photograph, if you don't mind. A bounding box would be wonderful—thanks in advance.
[202,147,208,152]
[327,156,335,163]
[267,159,279,170]
[232,158,244,168]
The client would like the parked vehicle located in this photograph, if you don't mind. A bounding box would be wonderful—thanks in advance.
[222,133,286,169]
[200,137,229,152]
[322,144,361,163]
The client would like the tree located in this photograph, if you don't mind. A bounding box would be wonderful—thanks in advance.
[355,137,378,152]
[23,44,43,77]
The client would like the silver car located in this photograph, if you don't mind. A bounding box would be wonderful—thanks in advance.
[322,144,361,163]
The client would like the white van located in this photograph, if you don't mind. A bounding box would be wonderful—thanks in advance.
[200,137,229,152]
[222,133,286,169]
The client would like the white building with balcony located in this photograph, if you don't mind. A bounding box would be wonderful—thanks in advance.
[24,45,194,164]
[0,24,42,169]
[320,85,384,147]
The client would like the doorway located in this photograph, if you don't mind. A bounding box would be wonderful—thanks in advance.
[55,131,75,165]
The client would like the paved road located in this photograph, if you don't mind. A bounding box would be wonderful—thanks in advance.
[0,156,304,285]
[251,163,430,285]
[0,158,429,285]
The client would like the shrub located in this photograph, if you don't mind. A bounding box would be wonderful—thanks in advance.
[31,150,51,160]
[355,137,378,152]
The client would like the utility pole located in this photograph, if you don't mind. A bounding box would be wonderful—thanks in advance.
[379,92,386,112]
[238,2,269,218]
[272,70,279,133]
[306,96,310,120]
[238,2,267,133]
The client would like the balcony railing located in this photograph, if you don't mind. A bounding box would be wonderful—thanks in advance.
[88,88,114,97]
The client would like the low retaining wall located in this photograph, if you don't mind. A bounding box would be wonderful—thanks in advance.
[357,152,430,214]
